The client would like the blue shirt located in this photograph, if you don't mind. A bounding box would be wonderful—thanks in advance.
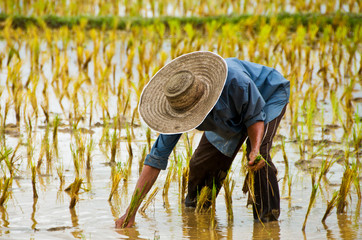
[144,58,290,170]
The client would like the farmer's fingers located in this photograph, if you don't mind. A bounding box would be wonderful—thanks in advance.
[115,215,131,228]
[255,160,265,170]
[115,218,125,228]
[248,159,265,171]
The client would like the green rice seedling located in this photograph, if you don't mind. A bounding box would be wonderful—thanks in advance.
[57,164,65,190]
[31,161,38,199]
[41,84,50,124]
[125,123,133,160]
[44,125,52,173]
[0,177,12,206]
[322,191,338,223]
[306,88,318,142]
[302,171,318,231]
[281,138,289,190]
[86,138,94,170]
[196,186,211,213]
[355,197,361,227]
[117,161,129,183]
[139,187,159,213]
[302,158,332,231]
[354,169,361,201]
[336,162,358,214]
[25,114,34,163]
[1,100,11,144]
[321,156,336,178]
[5,141,21,177]
[35,124,51,173]
[352,112,361,164]
[162,167,173,204]
[138,146,147,175]
[120,92,131,117]
[131,105,139,136]
[146,127,151,152]
[240,144,247,175]
[109,171,123,201]
[243,154,269,208]
[73,128,86,166]
[223,173,235,222]
[7,58,23,127]
[181,166,189,203]
[289,93,300,139]
[298,126,306,160]
[36,146,44,171]
[99,119,111,157]
[52,115,60,156]
[340,79,356,135]
[71,145,81,179]
[69,178,83,209]
[210,182,217,229]
[88,98,94,128]
[122,187,146,228]
[110,129,118,164]
[70,80,87,127]
[183,133,194,161]
[288,175,293,199]
[176,155,183,200]
[124,46,135,79]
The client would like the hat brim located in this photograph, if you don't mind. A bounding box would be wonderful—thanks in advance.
[139,51,228,134]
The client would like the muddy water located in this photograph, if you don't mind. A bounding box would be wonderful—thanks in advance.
[0,121,361,240]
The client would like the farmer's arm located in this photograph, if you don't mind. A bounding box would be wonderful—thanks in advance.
[115,165,160,228]
[115,133,182,228]
[236,78,266,170]
[247,121,265,171]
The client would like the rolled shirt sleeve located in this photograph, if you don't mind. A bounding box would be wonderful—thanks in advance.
[242,81,266,128]
[144,133,182,170]
[229,71,266,128]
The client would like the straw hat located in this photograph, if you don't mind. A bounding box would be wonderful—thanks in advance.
[139,51,228,134]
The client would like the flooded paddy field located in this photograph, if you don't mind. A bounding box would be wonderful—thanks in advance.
[0,6,361,239]
[0,115,361,239]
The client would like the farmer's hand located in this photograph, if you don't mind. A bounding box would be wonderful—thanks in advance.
[115,213,135,228]
[248,151,265,171]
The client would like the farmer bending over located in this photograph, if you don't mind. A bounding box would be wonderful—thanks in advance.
[115,51,290,228]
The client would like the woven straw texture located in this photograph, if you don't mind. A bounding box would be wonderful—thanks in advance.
[139,51,227,134]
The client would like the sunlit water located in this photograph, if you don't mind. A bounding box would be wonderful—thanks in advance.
[0,122,360,239]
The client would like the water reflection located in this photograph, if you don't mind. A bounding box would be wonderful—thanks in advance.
[181,207,224,239]
[31,198,38,230]
[57,188,65,204]
[86,169,92,190]
[337,214,358,240]
[322,222,337,240]
[70,208,84,238]
[252,220,280,240]
[115,227,149,240]
[109,200,121,220]
[0,206,10,237]
[354,199,361,224]
[0,206,9,228]
[163,195,171,213]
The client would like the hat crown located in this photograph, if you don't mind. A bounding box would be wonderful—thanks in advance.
[163,70,204,112]
[163,71,194,97]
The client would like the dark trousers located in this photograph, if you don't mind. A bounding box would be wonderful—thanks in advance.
[185,105,287,221]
